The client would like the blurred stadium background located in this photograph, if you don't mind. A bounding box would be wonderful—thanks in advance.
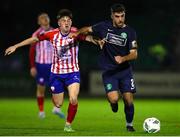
[0,0,180,135]
[1,0,180,98]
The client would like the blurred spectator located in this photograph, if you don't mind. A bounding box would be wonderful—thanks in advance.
[148,43,173,70]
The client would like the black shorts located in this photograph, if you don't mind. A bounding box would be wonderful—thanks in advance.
[102,67,136,93]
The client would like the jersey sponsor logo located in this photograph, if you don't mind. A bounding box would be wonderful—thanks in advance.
[57,38,75,59]
[57,44,75,59]
[105,33,127,46]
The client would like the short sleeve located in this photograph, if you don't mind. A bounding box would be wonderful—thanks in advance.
[76,34,86,41]
[37,32,51,41]
[129,29,138,49]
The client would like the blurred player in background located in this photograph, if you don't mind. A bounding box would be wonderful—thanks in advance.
[72,3,138,132]
[29,13,64,119]
[5,9,100,132]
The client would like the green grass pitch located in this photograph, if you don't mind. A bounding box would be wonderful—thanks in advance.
[0,98,179,136]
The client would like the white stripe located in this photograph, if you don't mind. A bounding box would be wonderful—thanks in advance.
[76,45,79,70]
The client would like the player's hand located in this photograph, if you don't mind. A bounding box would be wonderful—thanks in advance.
[114,56,126,64]
[5,46,17,56]
[30,67,37,77]
[69,32,79,39]
[98,39,106,49]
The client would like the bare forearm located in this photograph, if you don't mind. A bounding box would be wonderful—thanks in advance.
[124,50,138,61]
[5,37,39,56]
[77,26,92,35]
[14,37,39,49]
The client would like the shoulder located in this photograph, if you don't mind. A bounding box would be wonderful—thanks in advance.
[104,20,112,26]
[92,21,110,32]
[47,28,59,33]
[38,28,59,40]
[32,27,43,37]
[44,28,59,36]
[49,26,54,30]
[124,25,137,40]
[70,26,78,33]
[93,20,109,27]
[125,25,136,34]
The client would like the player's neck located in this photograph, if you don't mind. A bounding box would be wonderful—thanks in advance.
[60,30,70,37]
[41,25,50,31]
[113,23,126,28]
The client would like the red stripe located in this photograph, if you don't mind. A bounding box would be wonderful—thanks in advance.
[66,49,69,73]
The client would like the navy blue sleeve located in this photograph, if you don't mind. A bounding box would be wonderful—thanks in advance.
[128,29,137,50]
[92,21,105,37]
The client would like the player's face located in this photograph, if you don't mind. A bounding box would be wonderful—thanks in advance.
[58,16,72,34]
[38,14,50,27]
[111,12,125,28]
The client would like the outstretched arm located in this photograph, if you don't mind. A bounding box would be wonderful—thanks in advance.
[77,26,93,35]
[5,37,39,56]
[70,26,93,38]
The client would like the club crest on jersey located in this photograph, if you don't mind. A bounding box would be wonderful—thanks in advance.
[106,83,112,90]
[120,32,127,38]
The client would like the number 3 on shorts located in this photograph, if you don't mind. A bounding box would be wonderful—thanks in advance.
[130,79,135,90]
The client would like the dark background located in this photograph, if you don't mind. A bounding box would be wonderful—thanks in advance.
[0,0,180,97]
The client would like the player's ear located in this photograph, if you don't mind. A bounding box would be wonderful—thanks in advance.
[111,13,113,20]
[58,20,61,27]
[37,19,40,25]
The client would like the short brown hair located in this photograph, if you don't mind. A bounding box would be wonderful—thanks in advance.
[57,9,72,20]
[111,3,125,13]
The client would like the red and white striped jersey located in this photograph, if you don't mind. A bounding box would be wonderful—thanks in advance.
[37,27,86,74]
[29,27,53,67]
